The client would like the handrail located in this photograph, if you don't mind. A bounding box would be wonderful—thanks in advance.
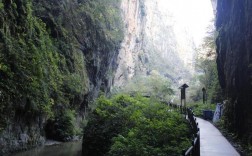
[182,131,200,156]
[183,108,200,156]
[166,102,200,156]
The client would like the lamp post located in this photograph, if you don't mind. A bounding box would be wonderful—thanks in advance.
[202,87,206,104]
[179,83,189,115]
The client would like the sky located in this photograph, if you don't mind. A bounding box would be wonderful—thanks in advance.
[159,0,214,46]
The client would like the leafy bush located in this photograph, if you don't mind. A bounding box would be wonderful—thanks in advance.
[45,109,77,141]
[189,22,223,104]
[187,102,216,117]
[0,0,124,149]
[113,71,174,101]
[0,0,89,127]
[83,95,191,156]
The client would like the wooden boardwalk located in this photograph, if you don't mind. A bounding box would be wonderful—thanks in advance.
[196,118,240,156]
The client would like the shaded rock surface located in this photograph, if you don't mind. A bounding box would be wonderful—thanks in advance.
[0,0,123,154]
[216,0,252,143]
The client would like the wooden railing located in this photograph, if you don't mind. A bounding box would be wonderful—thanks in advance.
[166,102,200,156]
[182,108,200,156]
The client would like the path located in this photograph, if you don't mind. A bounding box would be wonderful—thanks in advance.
[196,118,240,156]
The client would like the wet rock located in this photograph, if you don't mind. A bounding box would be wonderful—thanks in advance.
[20,134,29,144]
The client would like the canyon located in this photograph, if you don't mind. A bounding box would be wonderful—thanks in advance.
[115,0,200,88]
[1,0,251,155]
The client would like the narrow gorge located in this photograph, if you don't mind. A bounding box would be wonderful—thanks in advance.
[0,0,251,155]
[115,0,197,88]
[0,0,216,154]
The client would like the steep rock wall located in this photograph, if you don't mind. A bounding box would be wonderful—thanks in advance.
[143,0,195,81]
[114,0,146,86]
[216,0,252,142]
[114,0,196,88]
[0,0,123,154]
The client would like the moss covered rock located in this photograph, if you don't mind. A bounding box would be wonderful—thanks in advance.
[0,0,123,154]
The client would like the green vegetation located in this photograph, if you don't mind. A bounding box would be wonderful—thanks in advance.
[186,23,221,119]
[187,102,215,117]
[45,110,78,141]
[189,23,222,104]
[83,95,191,156]
[79,0,123,43]
[113,71,174,101]
[0,0,123,144]
[0,1,3,10]
[194,58,222,103]
[0,0,87,134]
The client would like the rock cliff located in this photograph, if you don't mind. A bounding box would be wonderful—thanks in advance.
[0,0,210,154]
[114,0,196,88]
[216,0,252,143]
[0,0,123,154]
[114,0,146,86]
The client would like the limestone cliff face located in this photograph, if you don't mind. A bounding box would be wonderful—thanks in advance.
[216,0,252,142]
[143,0,196,80]
[115,0,196,87]
[114,0,146,86]
[0,0,123,154]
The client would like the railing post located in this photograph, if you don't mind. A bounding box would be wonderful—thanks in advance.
[167,104,200,156]
[197,132,200,156]
[182,149,186,156]
[191,140,195,155]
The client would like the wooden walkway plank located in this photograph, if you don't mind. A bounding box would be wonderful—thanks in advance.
[196,118,240,156]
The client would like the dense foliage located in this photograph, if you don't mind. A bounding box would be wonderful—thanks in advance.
[83,95,191,156]
[0,0,86,132]
[187,102,216,117]
[189,23,222,104]
[0,0,123,144]
[194,59,222,103]
[113,71,174,101]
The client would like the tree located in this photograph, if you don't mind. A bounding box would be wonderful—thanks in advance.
[192,21,222,103]
[114,70,174,101]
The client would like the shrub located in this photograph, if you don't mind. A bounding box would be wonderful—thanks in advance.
[83,95,191,156]
[45,109,76,141]
[114,72,174,101]
[187,102,216,117]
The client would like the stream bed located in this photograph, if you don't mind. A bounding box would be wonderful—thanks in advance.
[10,141,82,156]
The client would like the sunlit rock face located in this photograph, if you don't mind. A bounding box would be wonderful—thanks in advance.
[114,0,146,86]
[216,0,252,142]
[115,0,197,87]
